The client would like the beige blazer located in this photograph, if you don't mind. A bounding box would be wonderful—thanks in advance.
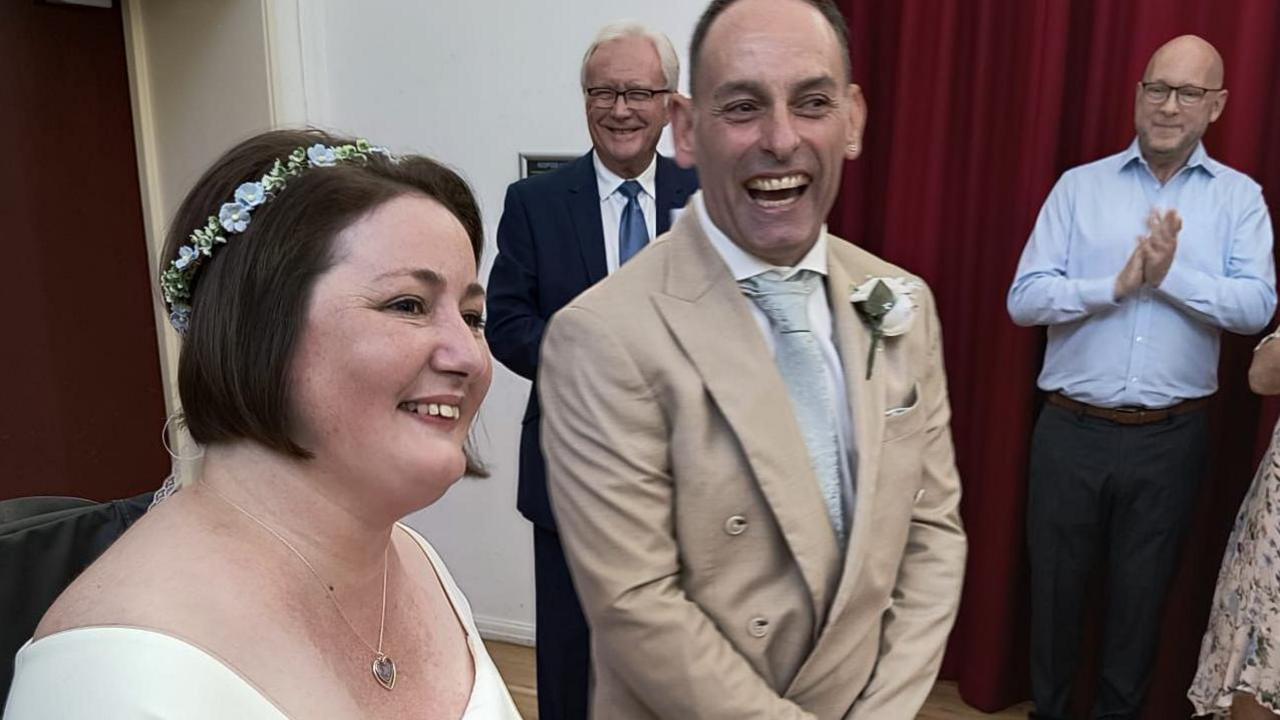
[539,202,966,719]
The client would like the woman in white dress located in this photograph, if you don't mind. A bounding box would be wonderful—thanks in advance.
[5,129,521,719]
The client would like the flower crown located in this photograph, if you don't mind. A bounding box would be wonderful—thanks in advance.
[159,139,389,334]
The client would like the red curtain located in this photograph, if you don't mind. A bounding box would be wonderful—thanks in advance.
[0,3,168,501]
[832,1,1280,717]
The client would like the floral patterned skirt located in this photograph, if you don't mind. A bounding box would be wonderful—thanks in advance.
[1189,420,1280,716]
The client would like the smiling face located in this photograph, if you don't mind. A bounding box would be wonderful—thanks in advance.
[583,34,671,179]
[1134,36,1227,168]
[673,0,864,266]
[288,193,491,512]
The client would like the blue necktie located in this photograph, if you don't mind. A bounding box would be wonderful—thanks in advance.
[617,180,649,265]
[739,270,848,548]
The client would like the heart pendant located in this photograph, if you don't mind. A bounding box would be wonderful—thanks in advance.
[372,654,397,690]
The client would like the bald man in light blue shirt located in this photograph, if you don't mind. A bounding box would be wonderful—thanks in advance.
[1007,35,1275,720]
[1009,140,1274,406]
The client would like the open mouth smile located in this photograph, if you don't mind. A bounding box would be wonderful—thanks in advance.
[744,173,811,208]
[398,401,461,420]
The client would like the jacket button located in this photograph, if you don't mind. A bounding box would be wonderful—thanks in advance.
[748,616,769,638]
[723,515,748,536]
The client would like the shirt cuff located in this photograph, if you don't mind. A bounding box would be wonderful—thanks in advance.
[1077,277,1120,312]
[1155,257,1201,305]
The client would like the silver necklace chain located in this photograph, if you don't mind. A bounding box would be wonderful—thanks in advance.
[202,482,398,689]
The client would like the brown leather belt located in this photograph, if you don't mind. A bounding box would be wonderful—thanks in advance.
[1046,392,1211,425]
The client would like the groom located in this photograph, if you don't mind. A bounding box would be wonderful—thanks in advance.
[537,0,967,717]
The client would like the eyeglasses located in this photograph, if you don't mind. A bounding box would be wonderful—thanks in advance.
[1141,81,1223,107]
[585,87,672,109]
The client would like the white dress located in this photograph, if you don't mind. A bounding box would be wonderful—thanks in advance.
[4,525,522,719]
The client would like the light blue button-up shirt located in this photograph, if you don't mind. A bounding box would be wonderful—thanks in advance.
[1008,140,1276,408]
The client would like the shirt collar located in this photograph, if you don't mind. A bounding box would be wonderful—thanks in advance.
[594,151,658,202]
[1120,137,1219,178]
[693,192,828,282]
[1119,139,1143,169]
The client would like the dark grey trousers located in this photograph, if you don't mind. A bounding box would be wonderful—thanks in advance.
[1027,403,1208,720]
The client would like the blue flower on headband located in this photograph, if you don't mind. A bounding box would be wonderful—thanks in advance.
[174,245,201,270]
[307,144,337,167]
[163,139,378,334]
[219,202,251,233]
[170,305,191,335]
[234,181,266,208]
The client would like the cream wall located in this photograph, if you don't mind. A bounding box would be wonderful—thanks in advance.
[126,0,706,644]
[124,0,274,467]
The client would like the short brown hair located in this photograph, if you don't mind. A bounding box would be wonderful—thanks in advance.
[688,0,853,97]
[161,128,486,472]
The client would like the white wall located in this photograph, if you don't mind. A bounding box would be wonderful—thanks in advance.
[291,1,706,643]
[124,0,275,465]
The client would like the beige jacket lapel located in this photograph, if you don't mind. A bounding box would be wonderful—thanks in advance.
[821,241,887,622]
[652,208,841,621]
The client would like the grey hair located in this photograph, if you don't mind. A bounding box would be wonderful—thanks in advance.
[580,21,680,92]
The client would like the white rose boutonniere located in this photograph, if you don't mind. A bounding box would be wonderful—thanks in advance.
[850,277,920,379]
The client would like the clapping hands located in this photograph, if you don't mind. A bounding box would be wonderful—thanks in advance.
[1114,209,1182,300]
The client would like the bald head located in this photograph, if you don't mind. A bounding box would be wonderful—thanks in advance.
[1133,34,1229,174]
[1143,34,1224,88]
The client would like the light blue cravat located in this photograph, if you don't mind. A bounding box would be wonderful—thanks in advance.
[739,270,846,547]
[617,180,649,264]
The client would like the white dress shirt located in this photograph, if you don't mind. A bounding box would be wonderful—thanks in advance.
[694,193,858,532]
[594,151,658,275]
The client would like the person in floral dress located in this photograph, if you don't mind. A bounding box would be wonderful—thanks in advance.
[1191,328,1280,719]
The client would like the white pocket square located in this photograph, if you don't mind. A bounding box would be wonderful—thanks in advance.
[885,383,919,417]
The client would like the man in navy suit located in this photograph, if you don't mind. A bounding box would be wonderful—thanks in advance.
[485,19,698,720]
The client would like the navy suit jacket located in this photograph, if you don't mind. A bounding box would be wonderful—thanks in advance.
[485,151,698,530]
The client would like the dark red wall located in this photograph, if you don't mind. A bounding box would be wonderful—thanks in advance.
[1,2,169,500]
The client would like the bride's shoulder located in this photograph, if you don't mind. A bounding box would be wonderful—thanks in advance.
[34,495,257,641]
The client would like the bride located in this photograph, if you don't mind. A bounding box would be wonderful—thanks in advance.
[5,129,521,719]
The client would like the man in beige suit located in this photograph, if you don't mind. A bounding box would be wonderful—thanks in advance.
[538,0,967,717]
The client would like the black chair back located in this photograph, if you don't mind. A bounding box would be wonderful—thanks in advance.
[0,492,152,708]
[0,496,95,525]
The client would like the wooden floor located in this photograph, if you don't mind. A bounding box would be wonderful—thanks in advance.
[485,640,1032,719]
[486,640,539,718]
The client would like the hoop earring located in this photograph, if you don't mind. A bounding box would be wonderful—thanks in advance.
[151,412,204,509]
[162,411,204,462]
